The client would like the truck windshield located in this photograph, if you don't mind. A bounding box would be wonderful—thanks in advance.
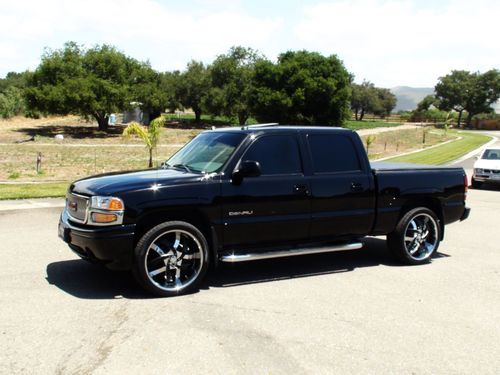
[164,132,246,173]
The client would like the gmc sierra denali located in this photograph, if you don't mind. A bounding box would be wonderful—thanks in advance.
[59,125,470,296]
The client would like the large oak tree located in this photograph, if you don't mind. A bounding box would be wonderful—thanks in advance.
[25,42,142,131]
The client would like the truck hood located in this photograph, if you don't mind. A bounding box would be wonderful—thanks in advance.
[473,159,500,170]
[70,168,202,196]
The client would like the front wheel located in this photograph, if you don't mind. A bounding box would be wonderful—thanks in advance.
[133,221,209,297]
[387,207,441,265]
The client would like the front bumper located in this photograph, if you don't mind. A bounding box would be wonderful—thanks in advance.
[58,208,136,270]
[473,174,500,183]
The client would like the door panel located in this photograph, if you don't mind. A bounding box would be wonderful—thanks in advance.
[309,173,375,238]
[221,176,310,248]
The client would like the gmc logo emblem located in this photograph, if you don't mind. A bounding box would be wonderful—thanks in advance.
[68,201,78,211]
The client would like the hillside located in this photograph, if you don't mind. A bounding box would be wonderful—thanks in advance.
[390,86,434,112]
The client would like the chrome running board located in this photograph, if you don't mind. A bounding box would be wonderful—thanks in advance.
[220,242,363,263]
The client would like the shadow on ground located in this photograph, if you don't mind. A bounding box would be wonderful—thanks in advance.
[46,237,450,300]
[16,124,125,139]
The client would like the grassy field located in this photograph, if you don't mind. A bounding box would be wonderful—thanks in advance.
[386,131,491,164]
[0,182,69,200]
[345,120,402,130]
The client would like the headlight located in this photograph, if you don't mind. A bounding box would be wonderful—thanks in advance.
[88,196,124,225]
[474,168,484,174]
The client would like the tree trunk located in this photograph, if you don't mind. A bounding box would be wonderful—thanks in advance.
[354,109,359,121]
[456,110,463,128]
[148,148,153,168]
[194,109,201,123]
[238,112,248,126]
[359,108,365,121]
[94,113,109,131]
[465,112,474,128]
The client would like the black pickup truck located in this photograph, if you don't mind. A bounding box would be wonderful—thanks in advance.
[59,125,470,296]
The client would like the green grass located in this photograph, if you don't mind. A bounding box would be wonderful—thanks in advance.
[0,182,69,200]
[345,120,402,130]
[164,113,258,126]
[386,131,491,165]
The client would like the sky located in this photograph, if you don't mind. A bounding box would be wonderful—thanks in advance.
[0,0,498,88]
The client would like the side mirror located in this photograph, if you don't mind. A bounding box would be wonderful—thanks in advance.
[232,160,261,184]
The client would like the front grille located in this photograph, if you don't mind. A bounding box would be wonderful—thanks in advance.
[66,193,89,223]
[483,169,500,174]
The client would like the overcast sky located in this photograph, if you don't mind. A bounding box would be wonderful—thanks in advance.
[1,0,498,88]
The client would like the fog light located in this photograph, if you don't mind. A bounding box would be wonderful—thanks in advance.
[92,212,118,223]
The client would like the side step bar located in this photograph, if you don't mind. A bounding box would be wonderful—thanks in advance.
[220,242,363,263]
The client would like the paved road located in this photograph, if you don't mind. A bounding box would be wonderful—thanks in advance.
[1,189,499,374]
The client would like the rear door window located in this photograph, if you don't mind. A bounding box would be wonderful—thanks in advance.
[307,134,361,173]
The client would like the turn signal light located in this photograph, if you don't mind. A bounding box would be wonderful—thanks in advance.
[92,213,118,223]
[108,198,124,210]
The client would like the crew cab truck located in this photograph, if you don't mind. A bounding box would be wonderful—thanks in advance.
[59,125,470,297]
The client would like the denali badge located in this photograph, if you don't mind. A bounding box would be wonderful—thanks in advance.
[228,210,254,216]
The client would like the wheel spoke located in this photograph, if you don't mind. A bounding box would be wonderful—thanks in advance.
[173,232,181,250]
[182,253,201,260]
[149,266,166,277]
[151,244,166,256]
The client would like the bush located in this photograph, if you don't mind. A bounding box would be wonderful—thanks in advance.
[0,87,25,118]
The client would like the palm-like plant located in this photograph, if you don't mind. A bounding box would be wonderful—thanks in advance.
[122,117,164,167]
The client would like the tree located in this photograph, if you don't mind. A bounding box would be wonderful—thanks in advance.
[435,70,471,127]
[435,69,500,127]
[373,88,397,118]
[176,60,210,122]
[251,51,351,126]
[25,42,140,131]
[0,86,24,118]
[131,65,170,124]
[350,81,378,121]
[416,95,438,112]
[206,46,261,125]
[122,116,163,167]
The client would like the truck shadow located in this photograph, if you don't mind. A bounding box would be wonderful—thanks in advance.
[45,237,450,299]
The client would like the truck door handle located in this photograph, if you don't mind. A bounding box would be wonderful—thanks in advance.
[351,182,364,192]
[294,184,310,196]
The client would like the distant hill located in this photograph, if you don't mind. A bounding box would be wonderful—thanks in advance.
[390,86,434,112]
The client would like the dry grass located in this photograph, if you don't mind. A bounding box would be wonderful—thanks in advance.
[0,116,203,181]
[360,128,450,160]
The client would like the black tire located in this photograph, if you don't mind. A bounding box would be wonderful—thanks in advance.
[387,207,441,265]
[471,178,483,189]
[133,221,209,297]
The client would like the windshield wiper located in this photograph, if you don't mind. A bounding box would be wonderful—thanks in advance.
[171,163,194,173]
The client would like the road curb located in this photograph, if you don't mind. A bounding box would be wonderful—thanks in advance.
[0,197,65,211]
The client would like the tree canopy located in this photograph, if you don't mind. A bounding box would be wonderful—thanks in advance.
[206,46,262,125]
[435,69,500,127]
[250,51,351,126]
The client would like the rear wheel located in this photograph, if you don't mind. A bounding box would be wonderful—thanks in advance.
[387,207,441,265]
[133,221,209,297]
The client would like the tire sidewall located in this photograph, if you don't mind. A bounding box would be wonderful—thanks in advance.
[133,221,210,297]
